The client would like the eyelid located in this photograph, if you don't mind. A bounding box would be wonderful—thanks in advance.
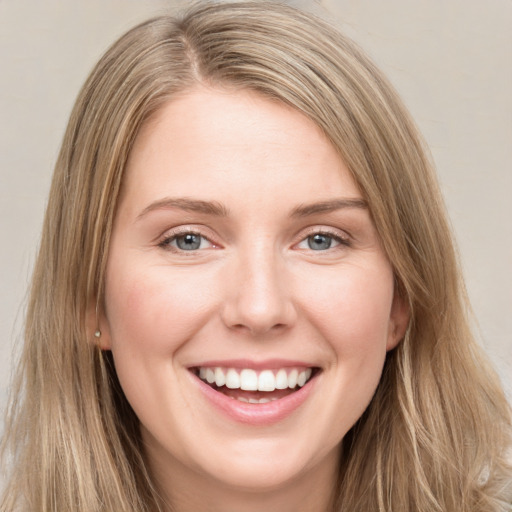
[155,224,351,252]
[156,225,220,251]
[293,226,352,250]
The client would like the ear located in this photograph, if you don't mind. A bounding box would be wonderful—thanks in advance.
[86,299,112,350]
[386,290,410,351]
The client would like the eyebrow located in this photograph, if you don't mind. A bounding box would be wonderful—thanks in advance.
[290,198,368,217]
[136,196,367,221]
[137,197,229,220]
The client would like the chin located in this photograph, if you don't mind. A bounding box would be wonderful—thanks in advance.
[195,437,332,493]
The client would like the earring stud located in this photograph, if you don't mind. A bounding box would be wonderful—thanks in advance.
[94,330,101,338]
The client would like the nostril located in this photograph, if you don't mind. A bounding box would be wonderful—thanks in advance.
[235,322,287,330]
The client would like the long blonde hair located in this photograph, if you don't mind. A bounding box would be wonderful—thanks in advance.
[2,2,511,511]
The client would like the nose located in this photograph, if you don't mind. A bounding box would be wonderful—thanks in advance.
[220,248,297,336]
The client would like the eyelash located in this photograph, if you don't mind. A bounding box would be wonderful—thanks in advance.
[157,228,215,253]
[157,227,351,253]
[296,229,351,252]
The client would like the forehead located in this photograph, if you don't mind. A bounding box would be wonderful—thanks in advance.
[120,87,361,217]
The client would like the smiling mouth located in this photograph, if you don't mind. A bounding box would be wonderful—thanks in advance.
[191,366,319,403]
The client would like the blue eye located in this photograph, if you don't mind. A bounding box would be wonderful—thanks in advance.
[159,232,212,251]
[307,233,334,250]
[175,233,202,250]
[296,231,347,251]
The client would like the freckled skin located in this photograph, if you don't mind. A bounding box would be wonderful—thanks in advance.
[100,87,408,512]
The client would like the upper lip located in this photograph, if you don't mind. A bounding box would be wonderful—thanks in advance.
[187,358,318,371]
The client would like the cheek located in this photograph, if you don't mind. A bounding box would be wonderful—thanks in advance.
[286,262,395,453]
[103,264,221,431]
[104,264,218,355]
[303,262,395,357]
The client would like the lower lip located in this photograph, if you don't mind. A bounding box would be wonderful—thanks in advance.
[190,372,318,426]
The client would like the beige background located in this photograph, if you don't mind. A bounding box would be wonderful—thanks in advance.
[1,0,511,440]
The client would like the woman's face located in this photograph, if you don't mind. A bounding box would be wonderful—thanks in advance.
[101,87,407,501]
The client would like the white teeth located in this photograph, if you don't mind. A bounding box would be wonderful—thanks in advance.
[206,368,216,384]
[275,369,288,389]
[225,368,240,389]
[197,366,314,391]
[297,368,311,387]
[214,367,226,387]
[234,396,278,403]
[287,369,298,388]
[258,370,276,391]
[240,369,258,391]
[297,371,307,387]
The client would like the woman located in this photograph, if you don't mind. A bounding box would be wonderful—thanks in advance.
[1,2,511,511]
